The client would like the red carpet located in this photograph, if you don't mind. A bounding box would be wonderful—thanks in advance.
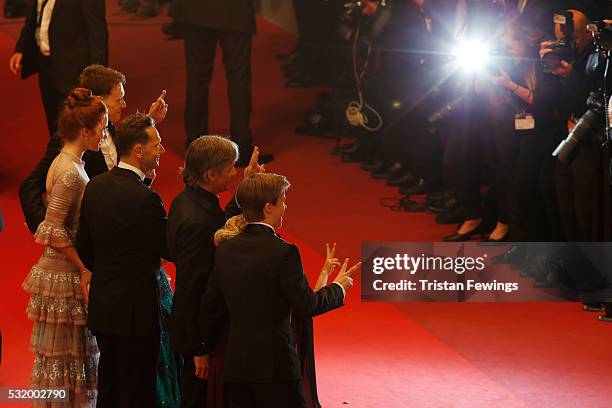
[1,4,612,407]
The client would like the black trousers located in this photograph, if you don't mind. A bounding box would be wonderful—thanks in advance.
[515,130,550,241]
[490,119,520,226]
[179,353,207,408]
[554,139,601,241]
[224,381,306,408]
[95,332,159,408]
[182,24,253,149]
[37,54,66,137]
[444,98,486,220]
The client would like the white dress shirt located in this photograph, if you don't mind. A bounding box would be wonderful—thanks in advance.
[100,135,118,171]
[35,0,57,56]
[117,161,145,181]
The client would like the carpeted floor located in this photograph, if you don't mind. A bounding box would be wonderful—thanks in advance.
[0,3,611,407]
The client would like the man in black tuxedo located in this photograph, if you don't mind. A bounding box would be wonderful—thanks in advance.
[77,113,169,407]
[9,0,108,136]
[169,0,273,166]
[200,173,359,407]
[18,64,168,234]
[167,135,263,407]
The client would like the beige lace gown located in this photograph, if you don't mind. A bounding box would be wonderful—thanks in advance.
[22,151,98,407]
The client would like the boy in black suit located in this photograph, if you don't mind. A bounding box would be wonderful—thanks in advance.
[200,173,360,407]
[77,113,169,407]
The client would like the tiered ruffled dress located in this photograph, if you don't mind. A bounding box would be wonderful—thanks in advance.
[22,151,98,407]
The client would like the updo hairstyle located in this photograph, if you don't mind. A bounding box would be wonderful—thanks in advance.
[58,87,108,142]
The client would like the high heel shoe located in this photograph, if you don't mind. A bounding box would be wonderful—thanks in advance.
[443,223,488,242]
[480,233,508,243]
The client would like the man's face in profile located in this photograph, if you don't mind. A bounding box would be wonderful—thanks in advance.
[140,126,165,172]
[103,83,127,124]
[210,162,237,194]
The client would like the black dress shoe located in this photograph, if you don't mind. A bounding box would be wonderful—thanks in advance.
[399,178,429,195]
[341,150,368,163]
[583,303,605,312]
[435,208,464,225]
[443,223,488,242]
[426,190,453,205]
[427,197,459,213]
[340,143,360,154]
[372,163,403,179]
[361,161,384,172]
[387,173,418,187]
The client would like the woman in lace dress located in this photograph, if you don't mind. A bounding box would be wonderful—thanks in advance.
[23,88,108,407]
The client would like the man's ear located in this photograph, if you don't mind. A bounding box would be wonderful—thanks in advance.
[133,144,143,159]
[206,169,216,183]
[263,202,273,216]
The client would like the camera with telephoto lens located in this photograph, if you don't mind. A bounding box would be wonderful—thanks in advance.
[552,90,605,164]
[588,21,612,52]
[338,0,388,42]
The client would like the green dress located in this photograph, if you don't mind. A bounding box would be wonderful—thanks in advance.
[156,270,183,408]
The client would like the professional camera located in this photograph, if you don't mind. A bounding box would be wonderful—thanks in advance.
[553,90,605,164]
[542,39,576,73]
[338,0,388,42]
[588,21,612,52]
[542,12,576,74]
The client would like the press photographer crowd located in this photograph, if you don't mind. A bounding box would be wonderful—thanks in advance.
[281,0,612,320]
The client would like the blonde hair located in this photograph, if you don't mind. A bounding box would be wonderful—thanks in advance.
[214,215,247,246]
[236,173,290,222]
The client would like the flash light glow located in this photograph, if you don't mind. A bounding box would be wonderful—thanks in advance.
[453,40,490,72]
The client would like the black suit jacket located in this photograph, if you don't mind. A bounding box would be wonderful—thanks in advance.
[166,186,240,354]
[15,0,108,92]
[170,0,256,35]
[200,224,344,383]
[19,123,115,234]
[77,167,170,336]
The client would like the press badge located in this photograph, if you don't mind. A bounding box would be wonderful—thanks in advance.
[515,112,535,130]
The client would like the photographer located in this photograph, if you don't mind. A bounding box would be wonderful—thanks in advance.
[364,0,444,192]
[539,9,600,241]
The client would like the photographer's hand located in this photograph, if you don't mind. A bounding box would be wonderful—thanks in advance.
[490,71,513,89]
[551,60,573,78]
[539,41,554,59]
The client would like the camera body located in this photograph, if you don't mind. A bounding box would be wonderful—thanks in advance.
[542,39,576,73]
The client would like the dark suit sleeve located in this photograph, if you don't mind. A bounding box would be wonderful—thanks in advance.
[14,4,36,53]
[199,270,227,354]
[279,244,344,318]
[173,221,218,352]
[142,192,170,261]
[82,0,109,65]
[18,135,62,233]
[175,222,217,294]
[76,184,94,270]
